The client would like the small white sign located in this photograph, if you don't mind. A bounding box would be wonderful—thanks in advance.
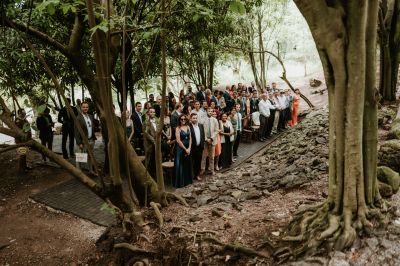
[75,152,88,163]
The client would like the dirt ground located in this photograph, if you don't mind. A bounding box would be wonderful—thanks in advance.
[0,151,105,266]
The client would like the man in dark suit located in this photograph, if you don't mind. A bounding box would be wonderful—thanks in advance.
[58,98,79,159]
[196,85,206,102]
[37,107,54,161]
[75,101,96,174]
[249,91,259,114]
[131,102,144,154]
[189,113,205,180]
[170,103,183,140]
[143,108,157,179]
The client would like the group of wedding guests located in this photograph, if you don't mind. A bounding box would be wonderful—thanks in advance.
[19,81,301,188]
[131,81,301,188]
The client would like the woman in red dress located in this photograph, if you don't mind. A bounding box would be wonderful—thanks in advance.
[291,89,301,126]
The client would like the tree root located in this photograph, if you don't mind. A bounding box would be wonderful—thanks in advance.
[201,236,269,258]
[150,201,163,227]
[165,192,188,206]
[271,199,388,263]
[114,243,156,255]
[122,211,146,233]
[318,215,340,240]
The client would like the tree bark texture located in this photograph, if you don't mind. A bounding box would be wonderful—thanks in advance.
[279,0,383,257]
[379,0,400,101]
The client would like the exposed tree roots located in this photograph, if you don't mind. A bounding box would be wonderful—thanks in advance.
[150,202,163,227]
[201,236,269,258]
[114,243,156,255]
[270,200,390,263]
[165,192,189,206]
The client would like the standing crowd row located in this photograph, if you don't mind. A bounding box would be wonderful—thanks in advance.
[13,82,301,188]
[129,82,301,188]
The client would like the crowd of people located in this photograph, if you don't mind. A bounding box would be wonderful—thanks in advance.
[129,81,301,188]
[14,81,301,188]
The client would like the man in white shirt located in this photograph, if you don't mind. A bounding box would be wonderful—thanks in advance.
[189,113,205,180]
[75,101,97,174]
[190,101,201,116]
[277,91,288,131]
[197,101,208,124]
[272,90,283,133]
[232,103,242,157]
[258,93,276,141]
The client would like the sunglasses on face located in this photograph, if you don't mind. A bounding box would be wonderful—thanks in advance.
[180,118,186,121]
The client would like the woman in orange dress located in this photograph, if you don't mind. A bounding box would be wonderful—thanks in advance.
[213,110,222,171]
[291,89,301,126]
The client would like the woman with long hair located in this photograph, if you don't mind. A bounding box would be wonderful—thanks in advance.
[291,88,301,126]
[174,114,193,188]
[213,110,222,171]
[168,91,176,111]
[179,89,185,103]
[219,112,234,169]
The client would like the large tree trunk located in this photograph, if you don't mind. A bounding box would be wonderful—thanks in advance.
[85,0,162,209]
[379,0,400,101]
[277,1,382,259]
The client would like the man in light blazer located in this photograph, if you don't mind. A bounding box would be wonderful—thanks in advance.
[75,101,96,174]
[201,108,219,176]
[143,108,158,179]
[189,113,205,180]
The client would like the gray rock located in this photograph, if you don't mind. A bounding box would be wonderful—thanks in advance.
[285,164,297,173]
[365,237,379,250]
[197,195,213,206]
[211,208,223,217]
[380,238,393,249]
[189,215,202,222]
[215,180,225,187]
[208,185,218,192]
[231,191,243,199]
[215,204,231,212]
[262,190,272,197]
[328,251,349,266]
[244,190,262,200]
[218,195,236,204]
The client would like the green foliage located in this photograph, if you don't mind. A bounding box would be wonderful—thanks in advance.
[22,122,31,133]
[100,202,116,216]
[37,104,47,114]
[229,1,246,15]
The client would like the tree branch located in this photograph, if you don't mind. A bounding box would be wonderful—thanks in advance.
[68,13,85,52]
[110,24,159,36]
[3,18,70,57]
[0,141,35,154]
[0,126,17,138]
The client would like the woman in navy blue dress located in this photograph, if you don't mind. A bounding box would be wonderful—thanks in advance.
[174,114,193,188]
